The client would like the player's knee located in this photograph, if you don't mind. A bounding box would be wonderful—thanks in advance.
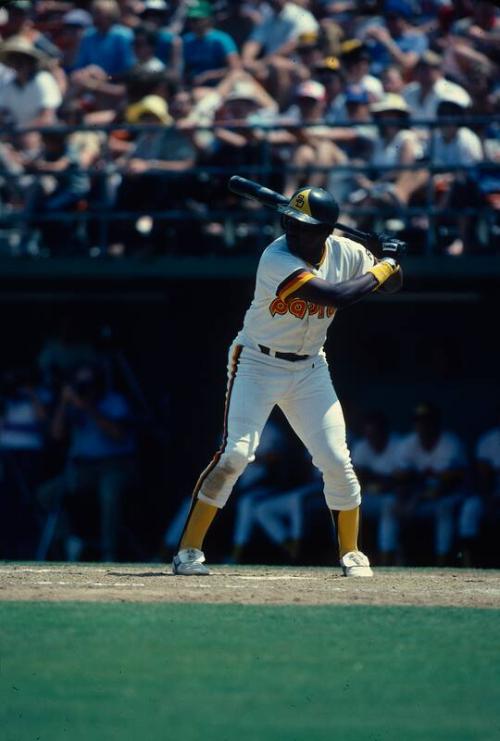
[198,446,251,507]
[321,452,361,510]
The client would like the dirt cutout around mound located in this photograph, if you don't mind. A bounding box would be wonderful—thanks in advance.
[1,563,499,607]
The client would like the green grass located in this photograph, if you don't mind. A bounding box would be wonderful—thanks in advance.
[1,602,499,741]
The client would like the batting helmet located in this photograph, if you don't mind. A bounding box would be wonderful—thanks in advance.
[277,187,340,228]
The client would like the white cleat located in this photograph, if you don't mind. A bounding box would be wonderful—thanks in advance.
[172,548,210,576]
[341,550,373,577]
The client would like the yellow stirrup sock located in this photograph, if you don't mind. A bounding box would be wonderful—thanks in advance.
[336,506,360,558]
[180,500,218,551]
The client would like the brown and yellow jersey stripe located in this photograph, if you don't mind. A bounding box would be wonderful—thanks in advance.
[276,269,315,302]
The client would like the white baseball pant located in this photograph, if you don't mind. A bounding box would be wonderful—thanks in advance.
[194,344,361,512]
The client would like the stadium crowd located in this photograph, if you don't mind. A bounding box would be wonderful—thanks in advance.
[0,0,499,256]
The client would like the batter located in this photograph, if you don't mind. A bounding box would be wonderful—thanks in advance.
[173,185,403,576]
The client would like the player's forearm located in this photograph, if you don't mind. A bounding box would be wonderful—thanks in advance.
[297,273,377,308]
[295,260,401,308]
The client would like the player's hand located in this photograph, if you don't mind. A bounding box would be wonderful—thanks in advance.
[378,234,407,260]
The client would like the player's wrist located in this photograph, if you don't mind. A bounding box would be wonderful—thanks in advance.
[367,259,399,288]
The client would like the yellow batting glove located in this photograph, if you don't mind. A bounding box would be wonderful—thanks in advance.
[367,258,401,290]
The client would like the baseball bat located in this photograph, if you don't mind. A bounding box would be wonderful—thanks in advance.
[228,176,375,244]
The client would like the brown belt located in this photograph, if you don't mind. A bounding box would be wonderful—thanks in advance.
[258,344,310,362]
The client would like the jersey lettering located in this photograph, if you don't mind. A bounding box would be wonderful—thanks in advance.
[268,298,336,320]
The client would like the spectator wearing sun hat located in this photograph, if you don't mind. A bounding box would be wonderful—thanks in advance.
[352,92,425,212]
[111,92,202,252]
[403,50,471,129]
[182,1,240,88]
[0,36,62,128]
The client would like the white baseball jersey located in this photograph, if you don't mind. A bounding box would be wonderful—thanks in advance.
[235,234,376,356]
[397,431,466,474]
[351,435,402,476]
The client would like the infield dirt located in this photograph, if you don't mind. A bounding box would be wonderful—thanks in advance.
[1,563,499,607]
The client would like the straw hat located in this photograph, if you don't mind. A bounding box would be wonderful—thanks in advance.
[0,35,46,65]
[370,93,409,115]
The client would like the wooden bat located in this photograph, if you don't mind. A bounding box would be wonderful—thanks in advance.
[228,175,377,245]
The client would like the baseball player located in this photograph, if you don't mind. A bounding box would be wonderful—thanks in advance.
[173,185,404,577]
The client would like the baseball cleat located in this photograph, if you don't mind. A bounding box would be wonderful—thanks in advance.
[172,548,210,576]
[340,550,373,577]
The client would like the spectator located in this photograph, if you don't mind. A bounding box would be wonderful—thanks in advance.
[351,93,424,222]
[56,9,94,74]
[241,0,319,106]
[429,98,484,255]
[0,0,62,60]
[111,93,202,252]
[38,363,138,562]
[313,55,346,121]
[396,402,467,566]
[351,412,402,565]
[139,0,183,80]
[16,129,91,254]
[132,24,166,73]
[0,37,62,128]
[339,39,384,103]
[363,0,429,76]
[403,50,471,132]
[278,79,348,197]
[210,76,279,172]
[216,0,260,50]
[182,1,240,88]
[73,0,135,77]
[242,0,319,66]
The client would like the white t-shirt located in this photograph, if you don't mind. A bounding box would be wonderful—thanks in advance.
[371,129,423,168]
[403,78,471,121]
[235,233,375,356]
[428,127,483,167]
[249,2,319,55]
[397,431,466,474]
[352,434,402,476]
[0,70,62,126]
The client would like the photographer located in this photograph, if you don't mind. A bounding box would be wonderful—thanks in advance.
[40,363,137,561]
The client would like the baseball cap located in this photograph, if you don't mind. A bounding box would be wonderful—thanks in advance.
[314,56,341,72]
[295,80,326,102]
[63,9,93,27]
[187,1,213,18]
[345,85,369,105]
[340,39,371,63]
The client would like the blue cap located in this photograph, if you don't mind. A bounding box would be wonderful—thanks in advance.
[345,86,369,105]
